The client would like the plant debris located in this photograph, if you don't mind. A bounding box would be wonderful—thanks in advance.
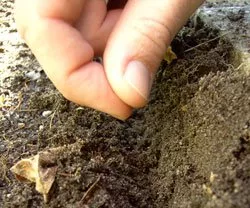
[10,151,58,203]
[164,46,177,64]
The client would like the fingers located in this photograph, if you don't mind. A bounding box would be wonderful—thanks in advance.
[76,0,122,55]
[104,0,204,108]
[36,0,84,23]
[14,0,132,119]
[14,0,84,37]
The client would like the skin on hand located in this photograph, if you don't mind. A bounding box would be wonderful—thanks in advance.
[14,0,204,120]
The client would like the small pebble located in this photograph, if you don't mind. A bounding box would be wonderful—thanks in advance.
[42,111,52,117]
[39,125,44,131]
[0,144,6,153]
[25,71,41,81]
[18,122,25,128]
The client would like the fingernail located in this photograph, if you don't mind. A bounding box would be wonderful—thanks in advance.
[124,61,151,100]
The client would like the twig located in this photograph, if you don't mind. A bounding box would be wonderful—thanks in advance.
[184,32,230,53]
[236,63,244,70]
[80,176,101,205]
[13,92,23,111]
[49,102,60,129]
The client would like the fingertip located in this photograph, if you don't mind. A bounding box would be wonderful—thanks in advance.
[124,61,152,104]
[63,61,133,119]
[110,111,132,121]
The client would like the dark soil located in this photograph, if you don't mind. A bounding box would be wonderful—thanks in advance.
[1,1,250,208]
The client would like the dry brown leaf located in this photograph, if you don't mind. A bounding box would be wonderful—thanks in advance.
[164,46,177,64]
[10,151,57,203]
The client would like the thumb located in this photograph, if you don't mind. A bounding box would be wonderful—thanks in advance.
[104,0,204,108]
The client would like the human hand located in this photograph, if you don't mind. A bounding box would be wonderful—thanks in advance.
[14,0,204,120]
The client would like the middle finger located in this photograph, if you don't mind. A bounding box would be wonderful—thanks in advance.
[76,0,123,55]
